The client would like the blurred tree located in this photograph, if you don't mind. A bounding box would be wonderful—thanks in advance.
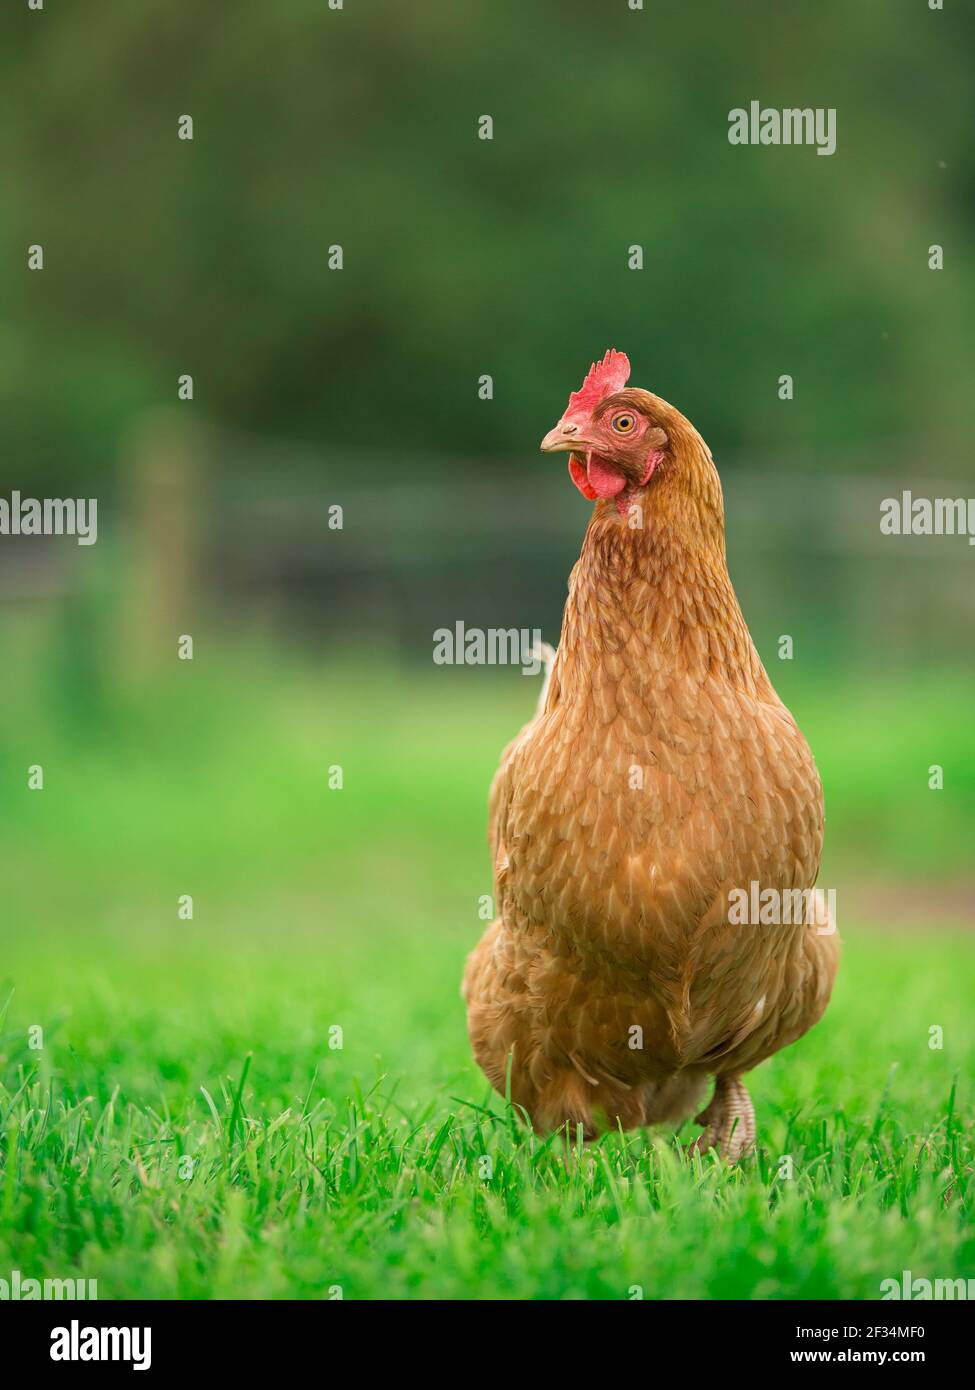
[0,0,972,491]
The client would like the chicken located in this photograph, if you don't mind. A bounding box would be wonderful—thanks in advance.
[463,350,838,1159]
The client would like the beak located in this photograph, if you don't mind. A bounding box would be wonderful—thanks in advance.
[540,422,591,454]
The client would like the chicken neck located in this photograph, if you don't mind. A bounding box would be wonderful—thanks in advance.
[556,449,772,704]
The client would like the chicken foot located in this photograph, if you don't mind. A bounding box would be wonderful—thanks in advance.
[688,1074,755,1161]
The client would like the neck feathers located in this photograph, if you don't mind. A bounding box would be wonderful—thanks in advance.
[559,432,771,699]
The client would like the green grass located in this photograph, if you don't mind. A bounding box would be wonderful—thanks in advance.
[0,636,973,1299]
[1,929,972,1300]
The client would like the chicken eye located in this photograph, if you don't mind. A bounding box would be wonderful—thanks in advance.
[611,413,635,434]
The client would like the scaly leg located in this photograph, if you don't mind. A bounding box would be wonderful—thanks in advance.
[688,1074,755,1161]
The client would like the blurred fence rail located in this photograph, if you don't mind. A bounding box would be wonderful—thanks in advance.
[1,415,973,669]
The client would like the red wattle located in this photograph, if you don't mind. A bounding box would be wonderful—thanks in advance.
[586,454,627,498]
[568,455,599,500]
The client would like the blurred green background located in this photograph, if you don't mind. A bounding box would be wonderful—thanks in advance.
[0,0,973,1299]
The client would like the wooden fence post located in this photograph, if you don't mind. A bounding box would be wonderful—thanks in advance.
[122,408,206,677]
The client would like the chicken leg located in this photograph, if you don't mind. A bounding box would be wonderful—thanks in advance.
[689,1075,755,1161]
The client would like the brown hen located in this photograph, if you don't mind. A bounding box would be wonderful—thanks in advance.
[463,351,839,1159]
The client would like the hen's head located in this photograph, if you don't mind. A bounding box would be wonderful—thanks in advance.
[540,350,700,517]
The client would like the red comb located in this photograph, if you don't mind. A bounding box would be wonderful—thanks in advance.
[565,349,631,416]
